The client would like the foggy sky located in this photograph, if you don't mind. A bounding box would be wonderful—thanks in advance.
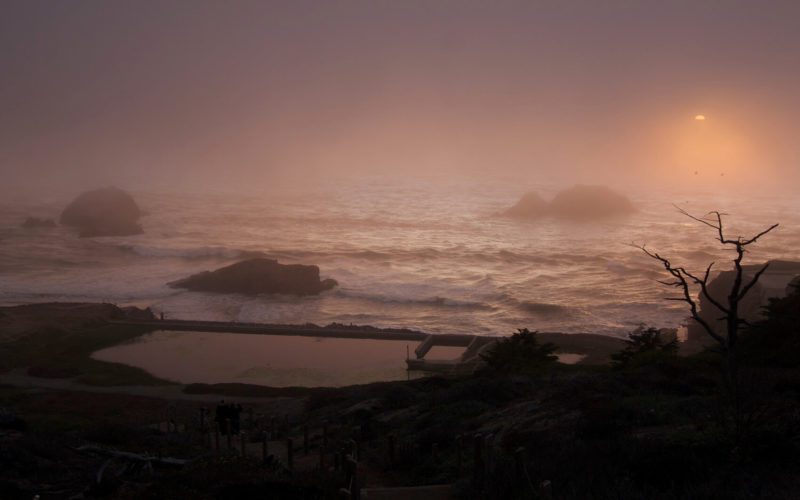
[2,1,799,195]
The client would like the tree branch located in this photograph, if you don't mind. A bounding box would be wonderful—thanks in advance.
[738,262,770,302]
[637,243,724,345]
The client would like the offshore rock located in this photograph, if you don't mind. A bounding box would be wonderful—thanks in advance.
[548,185,635,219]
[503,185,634,220]
[502,191,548,217]
[60,187,143,237]
[168,258,338,296]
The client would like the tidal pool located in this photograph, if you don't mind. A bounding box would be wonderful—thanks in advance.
[92,330,466,387]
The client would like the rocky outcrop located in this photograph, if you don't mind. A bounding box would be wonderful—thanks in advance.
[502,192,548,217]
[503,185,635,219]
[60,187,143,237]
[548,185,634,219]
[168,258,338,295]
[118,306,157,321]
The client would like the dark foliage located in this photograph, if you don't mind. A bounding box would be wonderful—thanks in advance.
[479,328,558,375]
[740,284,800,367]
[611,327,678,369]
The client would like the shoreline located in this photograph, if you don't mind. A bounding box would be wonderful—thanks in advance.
[1,301,630,396]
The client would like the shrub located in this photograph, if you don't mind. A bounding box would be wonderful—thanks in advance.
[479,328,557,375]
[611,327,678,369]
[740,284,800,367]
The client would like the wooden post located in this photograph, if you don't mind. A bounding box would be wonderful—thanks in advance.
[262,431,268,464]
[541,480,553,500]
[456,435,463,474]
[484,433,494,491]
[226,419,232,449]
[287,438,294,474]
[271,416,276,439]
[514,446,526,484]
[347,456,360,500]
[388,435,396,468]
[473,433,484,489]
[304,424,309,454]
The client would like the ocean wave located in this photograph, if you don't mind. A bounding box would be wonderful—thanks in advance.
[121,244,265,260]
[121,243,612,270]
[495,250,558,265]
[334,289,494,310]
[517,301,571,316]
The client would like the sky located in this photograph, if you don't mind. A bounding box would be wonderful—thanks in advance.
[2,0,799,195]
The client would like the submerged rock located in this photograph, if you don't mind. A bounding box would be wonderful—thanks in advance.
[60,187,143,237]
[169,258,338,295]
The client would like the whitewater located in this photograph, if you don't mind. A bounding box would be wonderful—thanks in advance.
[1,176,798,339]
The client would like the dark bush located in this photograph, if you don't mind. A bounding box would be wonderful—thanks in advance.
[740,285,800,367]
[479,329,557,375]
[611,327,678,369]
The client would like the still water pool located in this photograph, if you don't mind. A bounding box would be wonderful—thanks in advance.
[92,330,466,387]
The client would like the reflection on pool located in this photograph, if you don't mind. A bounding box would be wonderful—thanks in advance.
[92,330,466,387]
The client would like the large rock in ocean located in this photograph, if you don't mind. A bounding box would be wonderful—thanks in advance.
[60,187,143,237]
[169,258,338,295]
[548,185,634,219]
[502,191,548,217]
[503,185,634,219]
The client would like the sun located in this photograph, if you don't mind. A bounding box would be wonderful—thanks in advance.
[694,114,706,121]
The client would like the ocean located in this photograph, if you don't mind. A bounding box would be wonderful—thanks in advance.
[2,175,798,339]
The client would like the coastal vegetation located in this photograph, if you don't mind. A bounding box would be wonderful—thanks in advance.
[609,327,678,369]
[478,328,558,375]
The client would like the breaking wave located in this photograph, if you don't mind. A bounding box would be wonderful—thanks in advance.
[120,244,265,260]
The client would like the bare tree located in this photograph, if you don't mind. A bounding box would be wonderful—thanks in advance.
[637,207,778,354]
[637,208,778,441]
